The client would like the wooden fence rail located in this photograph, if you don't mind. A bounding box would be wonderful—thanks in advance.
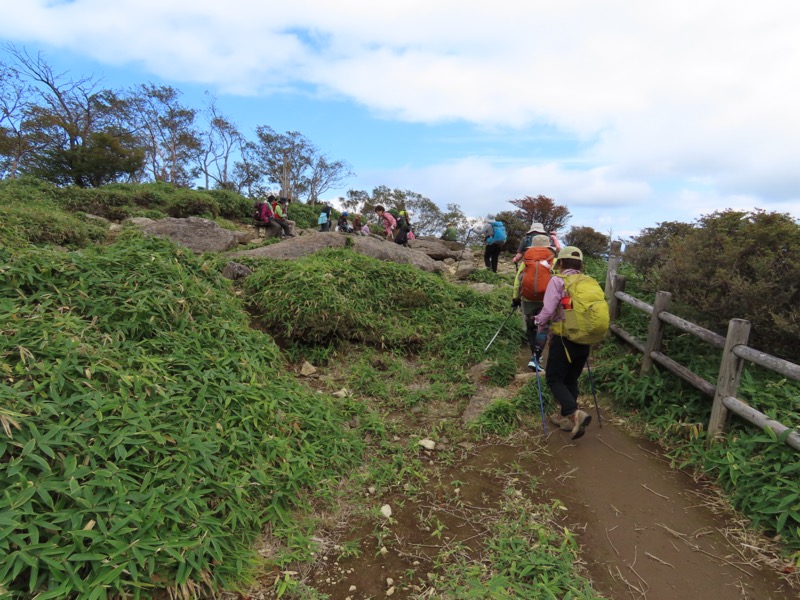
[604,242,800,452]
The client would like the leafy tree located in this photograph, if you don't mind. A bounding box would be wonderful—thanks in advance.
[250,126,312,200]
[508,194,571,234]
[4,46,144,187]
[563,225,610,258]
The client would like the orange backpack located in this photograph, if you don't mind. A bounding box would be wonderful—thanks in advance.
[521,246,554,301]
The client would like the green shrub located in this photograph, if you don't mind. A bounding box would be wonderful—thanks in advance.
[0,202,107,249]
[243,248,524,370]
[207,189,251,220]
[285,200,320,230]
[624,210,800,362]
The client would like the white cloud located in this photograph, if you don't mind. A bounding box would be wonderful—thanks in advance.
[2,0,799,232]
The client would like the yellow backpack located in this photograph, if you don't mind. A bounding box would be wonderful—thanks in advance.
[551,273,610,344]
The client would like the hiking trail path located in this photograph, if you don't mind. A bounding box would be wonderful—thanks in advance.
[252,360,797,600]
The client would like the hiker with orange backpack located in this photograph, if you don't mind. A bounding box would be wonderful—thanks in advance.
[534,245,609,440]
[511,223,557,370]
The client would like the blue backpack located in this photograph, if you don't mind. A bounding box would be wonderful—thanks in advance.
[488,221,507,245]
[317,211,328,225]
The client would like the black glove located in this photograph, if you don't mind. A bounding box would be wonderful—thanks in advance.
[511,298,521,309]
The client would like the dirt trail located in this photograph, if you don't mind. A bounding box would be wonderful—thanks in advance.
[257,357,796,599]
[535,410,794,600]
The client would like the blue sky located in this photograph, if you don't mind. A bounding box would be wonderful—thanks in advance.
[2,0,799,239]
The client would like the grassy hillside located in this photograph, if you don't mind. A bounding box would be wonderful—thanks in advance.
[0,189,527,597]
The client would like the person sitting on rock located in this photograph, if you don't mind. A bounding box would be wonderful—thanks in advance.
[273,198,295,237]
[337,211,353,233]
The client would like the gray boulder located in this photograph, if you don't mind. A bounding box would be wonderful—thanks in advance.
[229,231,446,273]
[221,262,253,280]
[408,238,466,261]
[136,217,250,253]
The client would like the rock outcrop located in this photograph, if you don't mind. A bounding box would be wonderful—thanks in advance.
[228,231,446,273]
[131,217,252,253]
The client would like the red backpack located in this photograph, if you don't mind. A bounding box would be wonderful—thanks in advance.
[253,202,274,223]
[521,246,554,301]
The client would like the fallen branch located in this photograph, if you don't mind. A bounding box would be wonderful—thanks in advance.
[645,551,675,569]
[641,484,670,500]
[597,435,638,461]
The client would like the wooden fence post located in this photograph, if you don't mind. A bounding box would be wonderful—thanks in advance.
[708,318,751,440]
[640,291,672,375]
[605,241,623,300]
[608,274,626,322]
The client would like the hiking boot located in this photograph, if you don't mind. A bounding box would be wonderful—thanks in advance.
[549,412,572,431]
[528,356,545,373]
[570,410,592,440]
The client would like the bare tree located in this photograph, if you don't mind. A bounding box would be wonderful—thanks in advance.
[128,83,200,186]
[195,93,242,189]
[307,155,353,205]
[0,59,32,178]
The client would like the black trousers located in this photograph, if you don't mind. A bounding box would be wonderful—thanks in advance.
[545,335,590,417]
[484,244,501,272]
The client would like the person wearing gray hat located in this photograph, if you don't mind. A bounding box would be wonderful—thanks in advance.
[513,222,560,264]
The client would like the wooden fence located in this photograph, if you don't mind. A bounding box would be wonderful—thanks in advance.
[604,242,800,452]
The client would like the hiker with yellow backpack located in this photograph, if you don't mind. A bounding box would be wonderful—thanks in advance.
[534,246,610,440]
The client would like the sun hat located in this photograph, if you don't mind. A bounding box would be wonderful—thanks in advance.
[557,246,583,261]
[527,222,546,234]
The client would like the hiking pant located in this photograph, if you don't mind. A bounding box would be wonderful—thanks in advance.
[395,228,409,246]
[320,221,331,232]
[521,299,544,355]
[545,335,590,417]
[484,244,501,272]
[275,217,293,236]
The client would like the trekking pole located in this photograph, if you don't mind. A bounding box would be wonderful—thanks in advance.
[459,229,472,262]
[484,306,517,353]
[534,357,547,434]
[585,356,602,428]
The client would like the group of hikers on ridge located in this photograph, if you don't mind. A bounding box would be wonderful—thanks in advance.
[253,197,417,244]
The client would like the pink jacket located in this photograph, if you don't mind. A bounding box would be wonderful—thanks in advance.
[380,212,396,236]
[534,269,580,333]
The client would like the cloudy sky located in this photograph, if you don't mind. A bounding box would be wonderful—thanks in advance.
[2,0,799,238]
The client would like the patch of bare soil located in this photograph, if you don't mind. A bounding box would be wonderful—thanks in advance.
[533,407,797,600]
[307,441,549,599]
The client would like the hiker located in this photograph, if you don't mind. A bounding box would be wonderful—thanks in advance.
[374,205,396,239]
[318,204,332,232]
[395,210,411,246]
[471,216,507,273]
[441,223,458,242]
[512,232,557,370]
[352,214,366,235]
[534,246,593,440]
[513,222,551,264]
[337,211,353,233]
[273,198,295,237]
